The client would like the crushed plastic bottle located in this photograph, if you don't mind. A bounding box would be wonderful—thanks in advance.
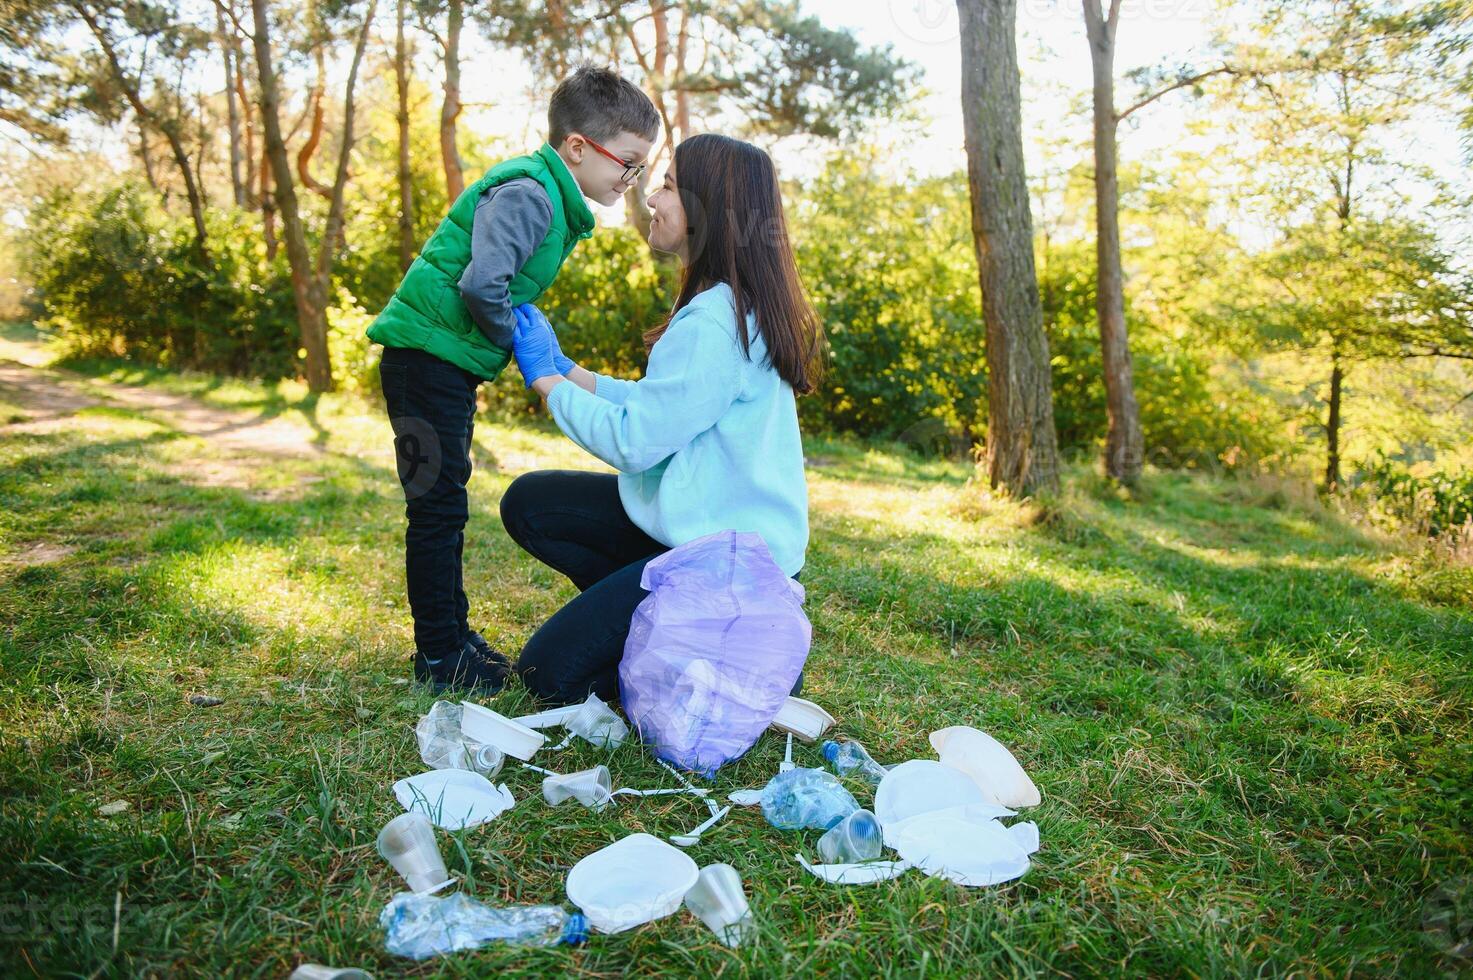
[415,701,504,778]
[380,891,587,960]
[821,739,889,785]
[416,701,468,770]
[759,767,859,831]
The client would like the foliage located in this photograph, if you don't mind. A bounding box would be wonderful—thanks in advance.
[791,156,988,441]
[23,181,298,377]
[496,1,918,141]
[1353,453,1473,536]
[337,75,452,314]
[1041,239,1287,469]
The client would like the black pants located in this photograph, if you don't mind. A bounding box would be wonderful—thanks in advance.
[500,470,668,705]
[380,346,481,659]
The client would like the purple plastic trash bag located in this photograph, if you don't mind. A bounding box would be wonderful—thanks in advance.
[619,530,810,776]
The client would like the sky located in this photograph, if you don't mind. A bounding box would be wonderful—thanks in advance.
[451,0,1232,224]
[797,0,1220,175]
[11,0,1465,243]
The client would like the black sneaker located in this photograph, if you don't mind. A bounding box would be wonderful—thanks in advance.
[464,629,505,664]
[413,639,512,694]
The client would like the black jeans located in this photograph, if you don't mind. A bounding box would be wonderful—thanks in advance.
[501,469,804,706]
[380,346,481,659]
[500,470,668,705]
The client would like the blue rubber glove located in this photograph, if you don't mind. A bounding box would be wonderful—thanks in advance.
[517,303,577,375]
[511,306,558,389]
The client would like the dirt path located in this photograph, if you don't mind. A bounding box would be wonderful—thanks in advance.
[0,358,326,460]
[0,351,345,532]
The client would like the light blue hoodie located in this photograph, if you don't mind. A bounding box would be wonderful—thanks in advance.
[546,281,809,575]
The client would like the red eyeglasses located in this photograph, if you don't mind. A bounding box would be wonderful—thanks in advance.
[576,133,647,185]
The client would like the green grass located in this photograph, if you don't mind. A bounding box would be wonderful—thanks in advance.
[1,356,1471,977]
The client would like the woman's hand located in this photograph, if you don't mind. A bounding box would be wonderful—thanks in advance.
[517,304,577,375]
[512,306,560,389]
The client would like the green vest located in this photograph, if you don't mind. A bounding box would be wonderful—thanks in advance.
[366,143,595,380]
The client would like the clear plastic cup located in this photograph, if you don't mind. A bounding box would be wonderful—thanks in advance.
[566,695,629,748]
[376,812,451,894]
[541,765,614,811]
[817,808,883,865]
[682,863,753,947]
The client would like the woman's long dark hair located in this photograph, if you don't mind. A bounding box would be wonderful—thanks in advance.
[643,133,826,395]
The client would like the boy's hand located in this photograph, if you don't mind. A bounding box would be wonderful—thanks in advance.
[518,304,577,375]
[512,306,559,389]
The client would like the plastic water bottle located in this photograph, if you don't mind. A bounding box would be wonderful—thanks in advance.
[821,739,889,785]
[380,892,588,960]
[759,768,859,830]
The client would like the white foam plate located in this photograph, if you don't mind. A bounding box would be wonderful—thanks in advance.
[513,704,584,729]
[874,759,995,827]
[392,769,516,830]
[566,833,699,934]
[795,853,912,885]
[930,726,1041,807]
[885,813,1031,887]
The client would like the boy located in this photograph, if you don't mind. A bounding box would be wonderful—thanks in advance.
[368,66,660,692]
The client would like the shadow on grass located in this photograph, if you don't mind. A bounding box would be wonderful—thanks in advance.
[4,405,1469,975]
[50,353,339,442]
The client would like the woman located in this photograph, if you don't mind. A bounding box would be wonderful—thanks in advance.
[501,133,825,705]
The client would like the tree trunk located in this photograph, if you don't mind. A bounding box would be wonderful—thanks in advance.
[194,86,211,211]
[440,0,465,201]
[1083,0,1143,485]
[674,3,692,139]
[956,0,1060,496]
[297,44,332,200]
[251,0,332,392]
[1324,345,1343,493]
[74,1,209,254]
[234,38,258,207]
[396,0,415,272]
[137,115,159,193]
[219,5,246,207]
[260,142,277,260]
[313,0,378,285]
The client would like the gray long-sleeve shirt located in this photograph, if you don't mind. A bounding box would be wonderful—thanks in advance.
[457,177,554,350]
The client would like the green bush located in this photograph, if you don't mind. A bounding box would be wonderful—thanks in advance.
[792,157,988,442]
[1040,239,1286,469]
[15,160,1308,478]
[24,181,298,378]
[1353,455,1473,536]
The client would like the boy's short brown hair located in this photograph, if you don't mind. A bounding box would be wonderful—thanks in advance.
[548,65,661,147]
